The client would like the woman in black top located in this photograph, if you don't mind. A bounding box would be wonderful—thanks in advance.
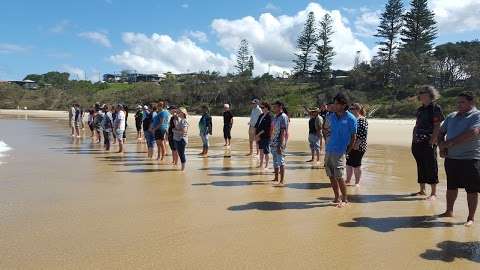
[222,104,233,146]
[411,86,445,200]
[254,102,272,169]
[346,103,368,186]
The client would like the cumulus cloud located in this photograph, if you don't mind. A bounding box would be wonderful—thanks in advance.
[49,20,70,33]
[431,0,480,33]
[181,3,189,9]
[110,3,372,75]
[78,31,112,48]
[264,3,281,13]
[0,43,30,54]
[110,33,232,74]
[187,30,208,43]
[354,9,381,37]
[211,2,372,73]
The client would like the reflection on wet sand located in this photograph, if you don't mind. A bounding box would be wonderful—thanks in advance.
[0,116,479,269]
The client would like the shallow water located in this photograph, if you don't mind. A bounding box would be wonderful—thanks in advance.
[0,116,478,269]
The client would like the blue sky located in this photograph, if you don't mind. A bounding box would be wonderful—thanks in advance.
[0,0,478,80]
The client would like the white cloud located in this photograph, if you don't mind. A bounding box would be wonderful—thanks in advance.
[109,3,372,75]
[78,31,112,48]
[62,65,85,80]
[354,9,381,37]
[0,43,30,54]
[431,0,480,33]
[181,3,189,8]
[61,65,101,82]
[211,2,372,73]
[187,30,208,43]
[110,33,232,74]
[49,20,70,33]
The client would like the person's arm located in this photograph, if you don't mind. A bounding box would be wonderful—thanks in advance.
[437,127,448,158]
[346,118,357,154]
[230,114,233,126]
[444,128,480,148]
[430,123,441,145]
[208,116,213,135]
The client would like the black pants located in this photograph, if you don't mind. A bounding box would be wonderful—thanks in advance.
[223,125,232,140]
[412,142,439,184]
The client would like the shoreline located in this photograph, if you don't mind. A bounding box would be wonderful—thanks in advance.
[0,109,415,147]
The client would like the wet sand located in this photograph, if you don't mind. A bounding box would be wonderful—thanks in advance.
[0,114,479,269]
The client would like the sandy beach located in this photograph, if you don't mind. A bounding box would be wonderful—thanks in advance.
[0,111,478,270]
[0,109,416,147]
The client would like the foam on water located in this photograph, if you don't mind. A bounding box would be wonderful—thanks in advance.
[0,141,12,163]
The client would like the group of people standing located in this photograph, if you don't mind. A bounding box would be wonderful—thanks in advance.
[68,86,480,224]
[411,86,480,226]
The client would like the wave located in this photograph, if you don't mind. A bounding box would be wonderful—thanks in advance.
[0,141,12,155]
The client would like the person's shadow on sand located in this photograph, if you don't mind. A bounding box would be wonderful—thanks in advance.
[318,194,425,203]
[420,241,480,263]
[338,216,460,232]
[228,201,333,211]
[193,180,269,187]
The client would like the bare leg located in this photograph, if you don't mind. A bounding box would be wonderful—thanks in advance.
[160,141,166,160]
[258,152,264,168]
[147,147,154,159]
[315,149,320,162]
[467,193,478,223]
[272,167,279,182]
[338,178,348,205]
[346,166,353,184]
[426,184,437,201]
[173,150,178,165]
[354,167,362,186]
[265,154,269,168]
[412,183,427,196]
[307,150,314,162]
[329,177,340,203]
[279,165,285,184]
[439,189,458,217]
[117,139,124,153]
[155,140,162,159]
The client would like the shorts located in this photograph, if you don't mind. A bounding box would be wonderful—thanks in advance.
[200,133,209,148]
[325,153,346,179]
[308,133,320,151]
[135,121,142,132]
[249,126,256,142]
[271,146,285,168]
[88,123,94,132]
[155,129,167,141]
[445,158,480,193]
[144,130,156,148]
[258,138,270,154]
[115,129,124,141]
[223,125,232,140]
[346,150,365,168]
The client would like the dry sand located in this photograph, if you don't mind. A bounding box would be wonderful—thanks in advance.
[0,109,416,147]
[0,111,478,270]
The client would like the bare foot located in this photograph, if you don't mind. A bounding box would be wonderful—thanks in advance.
[273,182,285,187]
[438,212,454,218]
[411,191,427,196]
[425,195,437,201]
[465,220,474,227]
[246,153,252,156]
[336,201,348,208]
[332,199,341,204]
[306,159,314,163]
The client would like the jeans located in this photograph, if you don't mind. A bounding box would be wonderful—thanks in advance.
[200,133,209,148]
[174,139,187,163]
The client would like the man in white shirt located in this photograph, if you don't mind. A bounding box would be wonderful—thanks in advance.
[114,104,126,153]
[248,99,262,156]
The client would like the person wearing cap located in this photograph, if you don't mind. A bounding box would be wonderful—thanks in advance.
[248,99,262,156]
[173,107,189,171]
[270,101,289,186]
[324,94,357,207]
[114,104,126,153]
[306,107,323,164]
[134,105,144,141]
[223,104,234,147]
